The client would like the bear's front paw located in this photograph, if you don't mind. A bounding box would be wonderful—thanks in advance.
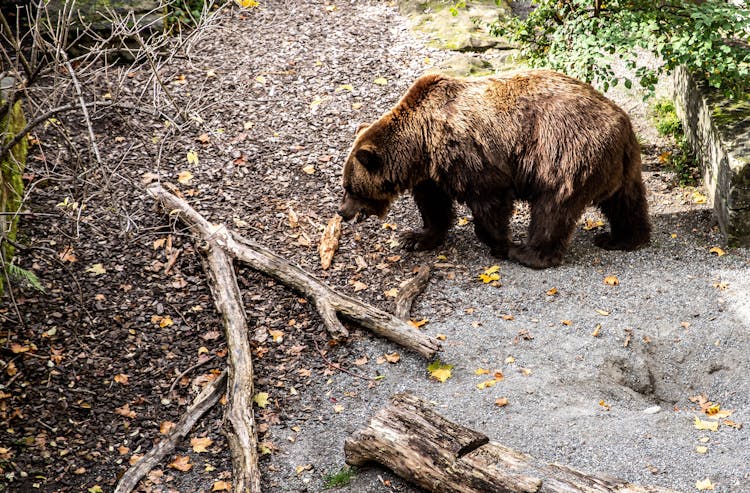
[400,230,444,251]
[509,245,562,269]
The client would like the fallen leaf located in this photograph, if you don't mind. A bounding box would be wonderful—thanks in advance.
[319,215,342,270]
[504,356,515,364]
[474,368,490,375]
[408,318,428,328]
[384,288,399,297]
[695,446,708,454]
[476,379,497,390]
[302,164,316,174]
[692,191,708,204]
[592,324,602,337]
[296,463,313,474]
[436,333,447,341]
[595,309,610,316]
[191,437,213,453]
[457,217,470,226]
[599,399,611,410]
[561,320,572,326]
[373,77,388,85]
[336,84,354,92]
[695,478,714,490]
[186,150,199,166]
[583,219,605,230]
[708,246,726,256]
[384,352,400,363]
[333,404,344,413]
[159,316,174,328]
[86,263,106,275]
[693,416,719,432]
[59,246,77,263]
[604,275,619,286]
[197,133,211,144]
[479,265,500,283]
[114,374,129,385]
[168,455,193,472]
[212,480,232,492]
[115,404,136,419]
[427,360,453,383]
[268,330,284,343]
[546,287,558,296]
[352,280,367,292]
[495,397,509,407]
[253,392,270,408]
[160,421,175,435]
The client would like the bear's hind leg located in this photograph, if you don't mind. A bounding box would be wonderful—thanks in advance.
[595,179,651,251]
[400,180,453,251]
[509,196,584,269]
[467,193,514,258]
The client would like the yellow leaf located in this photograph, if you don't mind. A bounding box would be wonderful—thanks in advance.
[424,56,433,65]
[599,399,611,410]
[253,392,270,408]
[114,374,129,385]
[115,404,136,419]
[178,170,194,184]
[336,84,354,92]
[408,318,428,328]
[255,75,266,84]
[269,330,284,343]
[546,287,558,296]
[159,316,174,328]
[603,275,619,286]
[236,0,259,8]
[591,323,602,337]
[583,219,605,230]
[296,463,313,474]
[695,446,708,454]
[476,379,497,390]
[504,355,515,364]
[436,333,447,341]
[595,309,610,316]
[384,288,399,297]
[474,367,490,375]
[495,397,509,407]
[695,478,715,490]
[373,77,388,86]
[427,360,453,383]
[693,416,719,432]
[333,404,344,413]
[561,319,572,326]
[692,191,708,204]
[479,265,501,283]
[186,150,199,166]
[191,437,213,453]
[302,164,315,174]
[457,217,470,226]
[86,263,106,275]
[708,246,726,257]
[168,455,192,472]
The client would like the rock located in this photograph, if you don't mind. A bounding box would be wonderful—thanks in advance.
[398,0,514,52]
[672,66,750,246]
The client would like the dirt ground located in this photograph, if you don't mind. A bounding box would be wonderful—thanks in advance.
[2,1,749,493]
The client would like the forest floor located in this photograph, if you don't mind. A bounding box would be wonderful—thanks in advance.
[2,1,750,493]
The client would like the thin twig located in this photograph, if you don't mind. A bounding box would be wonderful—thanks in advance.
[62,56,102,165]
[313,338,376,382]
[167,355,216,396]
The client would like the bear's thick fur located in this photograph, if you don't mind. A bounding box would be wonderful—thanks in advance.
[338,70,651,268]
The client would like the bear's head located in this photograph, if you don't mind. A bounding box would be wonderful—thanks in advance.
[338,123,399,222]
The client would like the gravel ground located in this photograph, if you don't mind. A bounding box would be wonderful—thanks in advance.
[5,1,749,492]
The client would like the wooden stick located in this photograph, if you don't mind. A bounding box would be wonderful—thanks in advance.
[394,264,430,320]
[147,184,440,359]
[345,393,680,493]
[114,372,227,493]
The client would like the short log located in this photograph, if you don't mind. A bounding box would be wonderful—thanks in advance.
[345,393,679,493]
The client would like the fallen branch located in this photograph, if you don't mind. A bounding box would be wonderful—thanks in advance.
[345,393,679,493]
[147,183,440,359]
[114,372,227,493]
[394,264,430,320]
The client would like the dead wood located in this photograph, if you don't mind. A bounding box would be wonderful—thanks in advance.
[345,393,680,493]
[394,264,431,320]
[114,372,227,493]
[147,184,440,359]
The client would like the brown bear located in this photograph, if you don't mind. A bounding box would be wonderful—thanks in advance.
[338,70,651,268]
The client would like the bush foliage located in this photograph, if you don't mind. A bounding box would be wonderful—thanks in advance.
[491,0,750,97]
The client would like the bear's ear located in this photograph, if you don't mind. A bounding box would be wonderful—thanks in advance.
[355,147,382,172]
[355,123,370,136]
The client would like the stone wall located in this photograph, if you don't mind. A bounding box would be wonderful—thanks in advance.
[672,66,750,246]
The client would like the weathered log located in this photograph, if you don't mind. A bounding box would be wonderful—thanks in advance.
[148,184,261,492]
[394,264,431,320]
[345,393,679,493]
[147,184,440,359]
[114,372,227,493]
